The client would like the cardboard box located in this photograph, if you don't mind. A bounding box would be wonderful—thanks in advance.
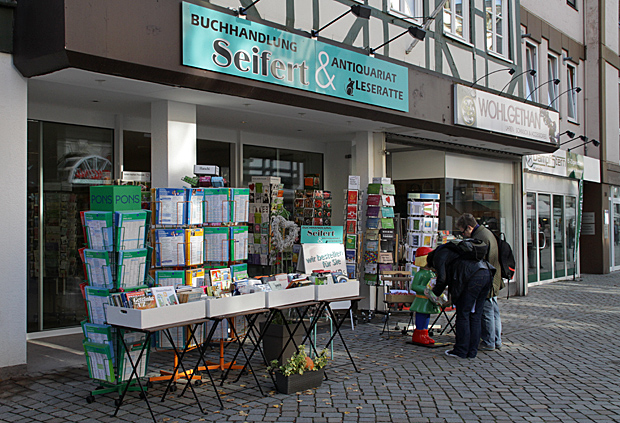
[265,285,315,308]
[105,301,205,330]
[90,185,142,212]
[314,280,360,301]
[372,177,391,184]
[252,176,281,185]
[194,165,220,176]
[205,292,266,317]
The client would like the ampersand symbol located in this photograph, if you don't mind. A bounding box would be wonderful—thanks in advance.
[315,51,335,90]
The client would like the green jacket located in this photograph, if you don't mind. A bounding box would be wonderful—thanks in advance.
[472,225,504,297]
[409,268,440,314]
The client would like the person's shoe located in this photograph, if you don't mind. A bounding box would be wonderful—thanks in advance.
[445,349,462,358]
[495,345,502,351]
[478,344,495,352]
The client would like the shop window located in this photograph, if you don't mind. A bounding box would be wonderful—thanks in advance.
[548,54,559,108]
[525,42,538,101]
[443,0,469,41]
[485,0,508,56]
[27,121,113,332]
[197,139,232,183]
[123,131,151,173]
[243,145,323,212]
[567,63,578,120]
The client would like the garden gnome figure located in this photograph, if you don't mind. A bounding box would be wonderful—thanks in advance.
[410,247,440,345]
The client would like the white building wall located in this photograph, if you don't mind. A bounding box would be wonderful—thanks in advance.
[520,0,584,43]
[0,53,28,373]
[605,62,620,164]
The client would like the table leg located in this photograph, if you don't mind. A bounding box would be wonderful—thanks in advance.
[323,302,360,373]
[233,309,275,384]
[226,317,265,396]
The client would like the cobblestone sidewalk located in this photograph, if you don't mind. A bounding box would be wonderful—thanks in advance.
[1,274,620,422]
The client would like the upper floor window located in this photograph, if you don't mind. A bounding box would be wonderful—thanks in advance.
[485,0,508,56]
[567,0,577,9]
[567,64,578,120]
[444,0,469,40]
[548,55,559,108]
[525,43,538,101]
[390,0,422,19]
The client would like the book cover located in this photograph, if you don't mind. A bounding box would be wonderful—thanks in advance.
[185,188,204,225]
[84,250,113,289]
[346,263,357,278]
[345,234,357,250]
[366,218,379,229]
[151,286,179,307]
[367,184,381,195]
[117,248,148,289]
[408,201,423,216]
[84,211,114,251]
[115,210,148,251]
[185,228,204,266]
[364,251,378,263]
[155,229,185,267]
[380,229,395,240]
[381,207,395,218]
[422,217,434,232]
[204,188,231,223]
[348,176,360,190]
[366,229,380,240]
[84,286,110,325]
[347,190,358,205]
[367,194,381,206]
[382,184,396,195]
[408,217,422,231]
[204,226,230,262]
[186,268,205,287]
[231,188,250,223]
[345,220,357,234]
[231,263,249,281]
[154,188,186,225]
[124,291,146,308]
[365,240,379,252]
[210,268,232,291]
[346,205,358,220]
[382,195,395,207]
[381,218,395,229]
[230,226,249,261]
[156,269,185,286]
[378,252,393,264]
[345,249,356,263]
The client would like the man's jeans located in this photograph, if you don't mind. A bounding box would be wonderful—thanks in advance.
[481,296,502,349]
[453,269,492,358]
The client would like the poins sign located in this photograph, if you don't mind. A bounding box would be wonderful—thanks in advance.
[454,84,560,143]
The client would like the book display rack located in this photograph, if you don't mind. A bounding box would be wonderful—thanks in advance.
[344,175,363,279]
[80,185,152,403]
[405,193,440,274]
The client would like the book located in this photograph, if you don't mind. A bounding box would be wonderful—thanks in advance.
[84,250,113,289]
[364,251,377,263]
[204,226,229,262]
[346,263,356,278]
[83,341,116,384]
[84,286,110,325]
[367,184,381,195]
[153,188,186,225]
[115,210,148,251]
[366,240,379,252]
[381,207,395,218]
[117,248,148,289]
[366,218,379,229]
[345,234,357,250]
[151,286,179,307]
[186,187,205,225]
[185,228,204,266]
[155,229,185,267]
[156,270,186,287]
[366,229,379,240]
[345,220,357,234]
[382,184,396,195]
[125,290,146,308]
[381,218,395,229]
[231,263,249,281]
[210,268,232,291]
[380,229,395,240]
[345,249,356,263]
[382,195,395,207]
[133,296,157,309]
[231,188,250,222]
[348,176,360,190]
[366,206,380,217]
[347,190,358,205]
[84,211,114,251]
[378,252,393,264]
[186,268,205,287]
[230,226,249,261]
[204,188,230,223]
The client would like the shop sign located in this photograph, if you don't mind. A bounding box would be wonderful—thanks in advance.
[298,243,347,274]
[182,2,408,112]
[300,226,343,244]
[454,84,560,143]
[523,150,585,179]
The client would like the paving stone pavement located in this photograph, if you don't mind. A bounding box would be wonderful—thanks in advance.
[1,274,620,423]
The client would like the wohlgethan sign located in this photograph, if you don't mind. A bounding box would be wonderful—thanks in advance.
[182,2,409,112]
[454,84,560,143]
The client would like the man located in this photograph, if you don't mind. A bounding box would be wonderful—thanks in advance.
[428,239,494,359]
[456,213,504,351]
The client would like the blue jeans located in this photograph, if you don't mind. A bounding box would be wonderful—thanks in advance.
[453,269,492,358]
[481,296,502,349]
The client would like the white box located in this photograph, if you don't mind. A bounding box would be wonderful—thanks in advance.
[105,301,205,330]
[314,280,360,301]
[194,165,220,175]
[205,292,266,318]
[372,177,391,184]
[265,285,315,308]
[252,176,281,185]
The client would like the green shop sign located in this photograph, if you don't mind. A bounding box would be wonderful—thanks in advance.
[182,2,408,112]
[300,226,344,244]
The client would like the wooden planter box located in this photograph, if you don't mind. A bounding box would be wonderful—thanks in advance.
[274,368,324,394]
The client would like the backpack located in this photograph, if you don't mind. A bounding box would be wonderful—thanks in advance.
[454,238,489,261]
[492,232,516,281]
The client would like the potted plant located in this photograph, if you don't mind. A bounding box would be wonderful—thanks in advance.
[268,346,329,394]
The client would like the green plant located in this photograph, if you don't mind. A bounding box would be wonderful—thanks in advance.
[267,346,329,376]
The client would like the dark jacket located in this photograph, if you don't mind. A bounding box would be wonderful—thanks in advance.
[471,225,504,297]
[428,240,496,303]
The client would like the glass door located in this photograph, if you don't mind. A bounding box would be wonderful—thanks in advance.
[612,201,620,270]
[553,195,565,278]
[538,194,553,281]
[526,193,538,283]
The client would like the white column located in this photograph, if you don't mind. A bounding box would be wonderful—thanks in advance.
[352,131,386,188]
[0,53,27,374]
[151,101,196,187]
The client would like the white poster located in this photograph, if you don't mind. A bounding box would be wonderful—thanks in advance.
[297,243,347,273]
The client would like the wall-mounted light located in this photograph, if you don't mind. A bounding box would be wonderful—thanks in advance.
[557,130,576,143]
[311,5,372,38]
[560,134,586,146]
[499,69,536,95]
[562,56,573,62]
[369,26,426,55]
[470,67,516,87]
[568,138,600,152]
[546,87,581,110]
[525,78,560,101]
